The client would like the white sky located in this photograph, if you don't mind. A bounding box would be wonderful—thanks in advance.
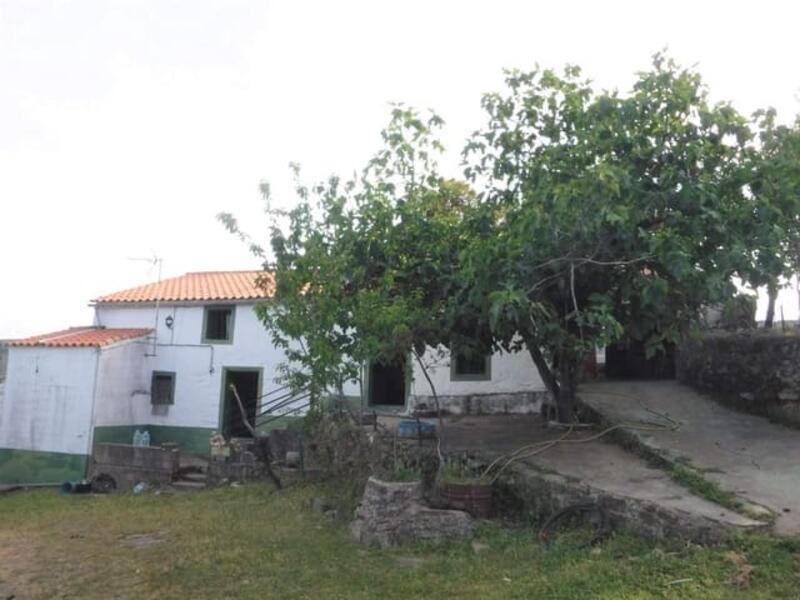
[2,0,799,338]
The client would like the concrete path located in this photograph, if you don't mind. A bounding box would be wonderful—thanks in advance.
[441,415,762,539]
[580,380,800,536]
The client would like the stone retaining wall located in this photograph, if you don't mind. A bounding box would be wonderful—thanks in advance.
[90,443,180,491]
[412,391,549,416]
[494,462,761,544]
[677,331,800,427]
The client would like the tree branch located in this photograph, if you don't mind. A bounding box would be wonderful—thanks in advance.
[229,384,282,490]
[413,350,446,464]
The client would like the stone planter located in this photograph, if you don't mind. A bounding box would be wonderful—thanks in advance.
[441,481,493,518]
[351,477,473,548]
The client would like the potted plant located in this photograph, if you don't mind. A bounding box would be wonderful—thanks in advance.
[439,461,492,518]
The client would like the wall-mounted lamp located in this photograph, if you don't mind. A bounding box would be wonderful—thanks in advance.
[165,315,174,329]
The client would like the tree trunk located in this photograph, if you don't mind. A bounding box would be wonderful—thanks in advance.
[413,350,446,461]
[527,344,560,400]
[555,356,578,424]
[765,281,778,329]
[526,343,579,424]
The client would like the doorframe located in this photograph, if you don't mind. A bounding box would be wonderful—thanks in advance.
[363,355,411,411]
[218,366,264,436]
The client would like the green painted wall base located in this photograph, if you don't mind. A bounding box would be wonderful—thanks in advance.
[93,425,215,455]
[0,448,88,484]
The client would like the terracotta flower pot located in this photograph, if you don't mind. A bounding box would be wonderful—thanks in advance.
[441,481,492,518]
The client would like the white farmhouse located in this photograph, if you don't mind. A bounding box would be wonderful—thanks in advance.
[0,270,547,484]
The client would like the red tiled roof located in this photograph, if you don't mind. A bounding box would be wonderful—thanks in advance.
[92,271,274,304]
[10,327,153,348]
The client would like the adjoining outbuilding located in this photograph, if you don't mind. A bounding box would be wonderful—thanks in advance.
[0,327,152,483]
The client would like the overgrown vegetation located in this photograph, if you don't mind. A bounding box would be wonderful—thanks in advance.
[1,485,799,599]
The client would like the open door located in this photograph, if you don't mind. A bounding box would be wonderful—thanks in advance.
[221,368,261,438]
[368,358,407,407]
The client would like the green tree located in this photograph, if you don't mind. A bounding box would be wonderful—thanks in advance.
[744,109,800,327]
[461,54,754,422]
[220,108,471,414]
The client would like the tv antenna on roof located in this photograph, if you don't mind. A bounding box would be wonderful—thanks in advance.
[126,251,163,281]
[125,251,163,356]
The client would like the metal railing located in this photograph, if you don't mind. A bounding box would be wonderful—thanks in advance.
[253,384,313,429]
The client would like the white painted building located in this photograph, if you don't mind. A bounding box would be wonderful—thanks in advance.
[0,270,547,483]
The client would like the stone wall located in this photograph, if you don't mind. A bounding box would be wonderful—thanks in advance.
[677,331,800,427]
[494,462,760,544]
[350,477,473,547]
[412,391,549,416]
[89,443,180,491]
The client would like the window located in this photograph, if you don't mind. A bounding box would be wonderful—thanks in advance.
[203,305,235,343]
[151,371,175,405]
[450,349,491,381]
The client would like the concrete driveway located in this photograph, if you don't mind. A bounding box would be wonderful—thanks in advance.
[580,380,800,536]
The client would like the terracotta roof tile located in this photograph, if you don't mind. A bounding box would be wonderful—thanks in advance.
[10,327,153,348]
[93,271,274,304]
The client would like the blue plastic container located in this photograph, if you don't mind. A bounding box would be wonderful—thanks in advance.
[60,480,92,494]
[397,420,436,439]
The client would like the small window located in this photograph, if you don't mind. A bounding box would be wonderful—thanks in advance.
[151,371,175,405]
[203,306,234,343]
[451,349,491,381]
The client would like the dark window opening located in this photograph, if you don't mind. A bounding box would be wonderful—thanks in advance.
[368,359,406,406]
[151,371,175,405]
[451,350,491,381]
[204,306,234,343]
[222,369,260,438]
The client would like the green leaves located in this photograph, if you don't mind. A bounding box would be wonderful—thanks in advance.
[247,107,470,395]
[462,53,762,402]
[221,53,794,413]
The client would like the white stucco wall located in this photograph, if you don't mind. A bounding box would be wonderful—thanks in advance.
[0,346,98,455]
[93,303,289,430]
[93,302,548,420]
[409,345,546,398]
[92,339,151,427]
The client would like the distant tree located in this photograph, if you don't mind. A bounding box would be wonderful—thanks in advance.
[461,54,756,422]
[743,109,800,327]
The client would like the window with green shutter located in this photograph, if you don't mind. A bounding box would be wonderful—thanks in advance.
[151,371,175,405]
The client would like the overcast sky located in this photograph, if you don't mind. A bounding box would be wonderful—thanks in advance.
[2,0,799,338]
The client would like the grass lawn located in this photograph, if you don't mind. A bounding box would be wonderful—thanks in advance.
[0,483,798,599]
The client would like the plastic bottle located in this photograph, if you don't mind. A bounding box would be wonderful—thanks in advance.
[132,430,142,446]
[141,430,150,447]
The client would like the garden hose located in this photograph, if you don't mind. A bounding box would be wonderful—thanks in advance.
[482,414,681,484]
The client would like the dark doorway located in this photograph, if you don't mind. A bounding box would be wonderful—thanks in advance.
[605,340,676,380]
[221,369,261,438]
[368,359,406,406]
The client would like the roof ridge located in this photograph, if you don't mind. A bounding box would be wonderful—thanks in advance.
[36,326,98,343]
[92,270,274,304]
[186,270,263,274]
[10,327,153,348]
